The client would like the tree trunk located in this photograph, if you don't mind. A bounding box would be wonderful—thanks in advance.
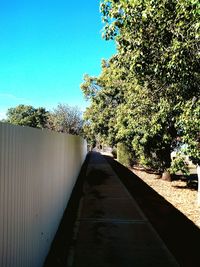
[162,170,172,182]
[197,165,200,206]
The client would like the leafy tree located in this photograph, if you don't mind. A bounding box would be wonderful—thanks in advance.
[177,99,200,164]
[101,0,200,99]
[82,122,97,150]
[116,84,177,172]
[82,57,177,174]
[82,0,200,178]
[103,0,199,169]
[176,98,200,203]
[6,104,49,129]
[47,103,83,135]
[81,57,124,146]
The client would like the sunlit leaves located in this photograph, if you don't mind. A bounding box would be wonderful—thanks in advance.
[6,105,49,129]
[82,0,200,172]
[177,99,200,164]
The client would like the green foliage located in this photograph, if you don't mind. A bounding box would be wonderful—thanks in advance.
[47,103,83,135]
[81,56,124,146]
[115,84,175,171]
[82,122,96,149]
[170,153,190,175]
[6,105,49,129]
[81,0,200,172]
[112,147,117,158]
[101,0,200,100]
[177,99,200,165]
[117,143,133,167]
[5,103,84,136]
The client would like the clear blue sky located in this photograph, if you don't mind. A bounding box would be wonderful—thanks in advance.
[0,0,116,119]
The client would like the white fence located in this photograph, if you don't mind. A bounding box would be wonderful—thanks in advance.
[0,122,87,267]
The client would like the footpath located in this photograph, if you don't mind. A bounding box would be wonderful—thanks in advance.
[44,152,200,267]
[65,152,178,267]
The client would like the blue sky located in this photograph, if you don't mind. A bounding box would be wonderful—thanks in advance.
[0,0,116,119]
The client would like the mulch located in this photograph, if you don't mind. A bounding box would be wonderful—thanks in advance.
[132,168,200,228]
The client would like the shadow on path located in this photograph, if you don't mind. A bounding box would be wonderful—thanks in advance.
[104,155,200,267]
[43,154,90,267]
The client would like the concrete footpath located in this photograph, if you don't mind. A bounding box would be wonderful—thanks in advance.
[67,152,179,267]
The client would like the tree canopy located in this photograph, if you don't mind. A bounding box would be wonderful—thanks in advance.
[81,0,200,173]
[101,0,200,100]
[46,103,83,135]
[6,105,49,129]
[4,103,83,136]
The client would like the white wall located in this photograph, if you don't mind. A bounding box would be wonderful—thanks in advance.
[0,122,87,267]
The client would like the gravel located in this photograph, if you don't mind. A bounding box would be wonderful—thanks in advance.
[132,169,200,228]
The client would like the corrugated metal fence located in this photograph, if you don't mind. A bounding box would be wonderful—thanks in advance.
[0,122,87,267]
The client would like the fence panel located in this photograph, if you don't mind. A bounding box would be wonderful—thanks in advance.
[0,122,87,267]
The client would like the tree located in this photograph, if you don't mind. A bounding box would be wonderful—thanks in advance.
[177,99,200,203]
[82,0,200,178]
[6,105,49,129]
[101,0,200,99]
[47,103,83,135]
[81,57,126,147]
[115,84,177,172]
[177,99,200,164]
[101,0,200,170]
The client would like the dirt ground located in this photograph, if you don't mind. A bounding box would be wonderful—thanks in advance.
[132,169,200,228]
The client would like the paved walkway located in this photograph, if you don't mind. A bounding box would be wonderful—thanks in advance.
[67,152,179,267]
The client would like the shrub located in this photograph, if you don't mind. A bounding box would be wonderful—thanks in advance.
[117,143,133,167]
[170,153,190,175]
[112,147,117,158]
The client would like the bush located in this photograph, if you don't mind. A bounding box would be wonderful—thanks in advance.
[112,147,117,158]
[117,143,133,167]
[170,153,190,175]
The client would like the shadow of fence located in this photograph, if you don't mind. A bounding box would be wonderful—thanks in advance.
[104,155,200,267]
[43,154,90,267]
